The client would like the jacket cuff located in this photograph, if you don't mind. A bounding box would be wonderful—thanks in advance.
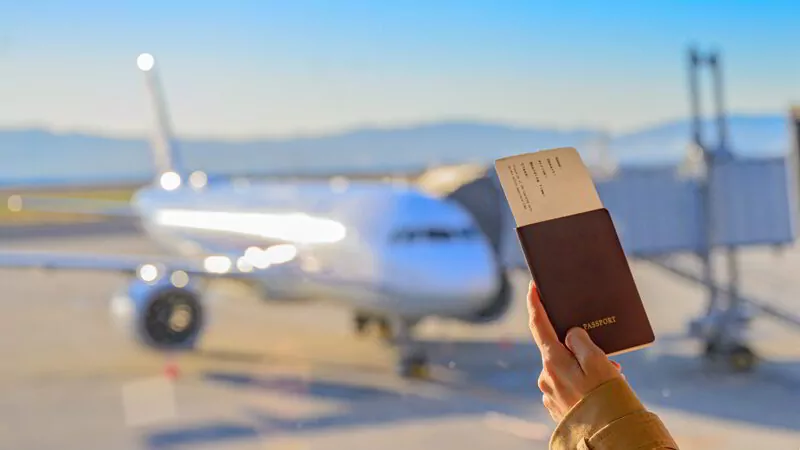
[579,410,679,450]
[549,377,677,450]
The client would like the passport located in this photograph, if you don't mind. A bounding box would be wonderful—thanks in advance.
[495,147,655,355]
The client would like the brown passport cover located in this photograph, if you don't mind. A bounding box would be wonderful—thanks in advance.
[496,147,654,355]
[517,208,654,355]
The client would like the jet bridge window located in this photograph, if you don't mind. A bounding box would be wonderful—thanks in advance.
[390,226,481,243]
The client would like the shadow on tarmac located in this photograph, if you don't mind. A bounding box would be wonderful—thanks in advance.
[143,337,800,449]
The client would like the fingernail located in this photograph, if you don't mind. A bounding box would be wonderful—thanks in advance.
[565,329,577,347]
[566,328,585,349]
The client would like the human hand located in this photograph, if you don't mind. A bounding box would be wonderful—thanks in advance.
[527,281,623,422]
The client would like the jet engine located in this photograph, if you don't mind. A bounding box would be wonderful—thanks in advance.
[110,275,206,350]
[460,270,513,324]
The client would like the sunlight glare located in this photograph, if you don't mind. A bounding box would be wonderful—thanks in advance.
[189,171,208,189]
[154,209,347,244]
[264,244,298,265]
[138,264,159,283]
[169,270,189,288]
[160,171,182,191]
[236,257,254,273]
[203,255,232,274]
[7,195,22,212]
[137,53,155,72]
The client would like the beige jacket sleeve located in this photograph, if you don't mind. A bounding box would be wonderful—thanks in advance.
[549,377,679,450]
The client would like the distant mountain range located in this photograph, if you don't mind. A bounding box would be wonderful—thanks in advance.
[608,114,793,164]
[0,113,794,186]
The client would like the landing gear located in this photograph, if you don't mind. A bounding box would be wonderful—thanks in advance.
[110,277,206,352]
[354,314,368,334]
[390,317,430,379]
[354,313,430,379]
[397,349,430,379]
[353,313,402,342]
[141,288,203,348]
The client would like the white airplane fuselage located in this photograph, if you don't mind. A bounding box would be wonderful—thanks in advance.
[130,177,507,322]
[0,53,514,377]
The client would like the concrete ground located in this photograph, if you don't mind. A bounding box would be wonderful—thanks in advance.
[0,223,798,449]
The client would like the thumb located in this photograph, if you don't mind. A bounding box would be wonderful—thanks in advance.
[565,327,607,372]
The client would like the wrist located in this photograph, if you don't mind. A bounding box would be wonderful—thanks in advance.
[549,376,644,450]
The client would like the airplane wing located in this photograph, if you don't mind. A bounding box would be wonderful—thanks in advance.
[5,194,137,218]
[0,249,274,279]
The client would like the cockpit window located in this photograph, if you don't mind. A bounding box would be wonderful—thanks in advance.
[391,226,481,242]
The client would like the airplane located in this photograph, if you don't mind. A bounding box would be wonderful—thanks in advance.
[0,53,514,378]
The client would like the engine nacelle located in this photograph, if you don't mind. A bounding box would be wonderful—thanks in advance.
[459,271,514,324]
[110,276,206,351]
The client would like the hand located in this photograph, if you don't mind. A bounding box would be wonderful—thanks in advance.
[527,281,623,422]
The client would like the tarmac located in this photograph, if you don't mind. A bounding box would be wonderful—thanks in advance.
[0,222,798,449]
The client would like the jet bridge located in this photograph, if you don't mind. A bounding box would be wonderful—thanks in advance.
[417,130,800,372]
[419,47,800,372]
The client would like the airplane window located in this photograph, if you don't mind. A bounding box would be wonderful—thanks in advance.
[426,229,452,240]
[391,226,481,242]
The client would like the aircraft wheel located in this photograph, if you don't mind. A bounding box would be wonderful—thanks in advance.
[354,314,370,336]
[354,316,394,342]
[353,314,393,341]
[397,353,430,379]
[375,318,393,342]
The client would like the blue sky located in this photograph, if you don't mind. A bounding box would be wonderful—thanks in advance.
[0,0,799,138]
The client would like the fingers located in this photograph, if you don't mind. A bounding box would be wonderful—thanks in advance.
[527,281,562,359]
[537,371,553,395]
[565,327,608,374]
[542,394,560,423]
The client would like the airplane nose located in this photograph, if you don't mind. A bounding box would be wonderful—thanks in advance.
[384,241,501,314]
[434,248,499,302]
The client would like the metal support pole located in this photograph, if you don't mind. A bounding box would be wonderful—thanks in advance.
[688,48,703,148]
[790,107,800,224]
[686,46,756,363]
[709,52,729,158]
[710,51,742,332]
[688,47,719,320]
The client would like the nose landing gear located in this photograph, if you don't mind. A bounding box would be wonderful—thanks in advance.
[353,313,430,379]
[398,349,430,379]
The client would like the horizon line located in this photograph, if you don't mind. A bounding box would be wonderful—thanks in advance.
[0,110,790,143]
